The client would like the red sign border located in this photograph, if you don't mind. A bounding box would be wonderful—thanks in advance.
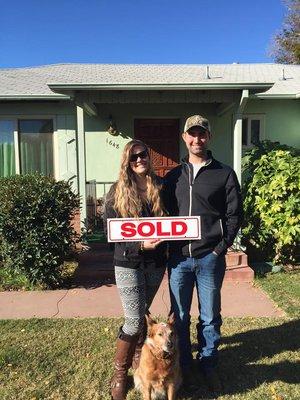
[107,216,201,242]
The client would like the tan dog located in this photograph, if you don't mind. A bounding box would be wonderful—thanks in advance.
[134,314,182,400]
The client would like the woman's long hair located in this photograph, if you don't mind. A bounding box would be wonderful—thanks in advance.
[113,140,164,218]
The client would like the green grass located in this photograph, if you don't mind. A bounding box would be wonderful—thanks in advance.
[0,317,299,400]
[256,270,300,318]
[0,261,78,291]
[0,266,37,291]
[1,266,299,399]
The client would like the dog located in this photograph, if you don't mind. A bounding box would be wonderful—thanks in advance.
[134,313,182,400]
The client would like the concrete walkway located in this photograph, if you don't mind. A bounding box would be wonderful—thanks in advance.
[0,279,285,319]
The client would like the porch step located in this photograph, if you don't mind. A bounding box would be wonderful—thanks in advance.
[225,251,254,282]
[72,243,115,284]
[73,244,254,285]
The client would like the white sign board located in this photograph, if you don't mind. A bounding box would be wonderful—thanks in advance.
[107,216,201,242]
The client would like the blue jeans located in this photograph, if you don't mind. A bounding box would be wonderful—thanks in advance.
[168,252,226,372]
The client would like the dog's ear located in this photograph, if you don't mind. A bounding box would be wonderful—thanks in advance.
[167,312,175,326]
[146,314,157,327]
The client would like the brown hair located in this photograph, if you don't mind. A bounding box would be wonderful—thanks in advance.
[112,140,164,218]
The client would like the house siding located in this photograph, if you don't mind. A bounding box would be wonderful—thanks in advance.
[1,96,299,199]
[244,99,300,148]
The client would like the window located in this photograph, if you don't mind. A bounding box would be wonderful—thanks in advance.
[19,119,54,175]
[0,120,16,177]
[242,115,264,148]
[0,118,54,177]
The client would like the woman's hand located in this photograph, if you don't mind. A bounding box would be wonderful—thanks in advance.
[142,239,162,250]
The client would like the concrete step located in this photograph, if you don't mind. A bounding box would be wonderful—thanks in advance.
[225,251,254,282]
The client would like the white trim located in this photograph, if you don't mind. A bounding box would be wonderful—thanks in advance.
[254,93,299,99]
[13,120,20,174]
[48,82,274,91]
[76,105,87,227]
[233,90,249,184]
[52,117,59,180]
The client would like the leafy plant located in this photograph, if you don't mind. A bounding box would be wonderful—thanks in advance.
[242,141,300,265]
[0,264,37,291]
[0,174,80,288]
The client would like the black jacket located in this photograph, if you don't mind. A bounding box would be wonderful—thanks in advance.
[103,184,167,269]
[162,154,243,258]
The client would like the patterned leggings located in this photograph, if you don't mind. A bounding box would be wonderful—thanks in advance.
[115,264,165,336]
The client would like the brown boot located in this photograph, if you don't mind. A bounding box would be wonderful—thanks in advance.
[131,321,147,370]
[111,328,138,400]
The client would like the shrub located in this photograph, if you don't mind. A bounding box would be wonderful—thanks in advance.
[0,264,37,291]
[242,141,300,265]
[0,174,80,288]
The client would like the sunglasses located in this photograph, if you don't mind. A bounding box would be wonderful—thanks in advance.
[129,150,148,162]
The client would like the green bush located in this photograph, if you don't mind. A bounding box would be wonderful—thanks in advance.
[242,141,300,265]
[0,264,37,291]
[0,174,80,288]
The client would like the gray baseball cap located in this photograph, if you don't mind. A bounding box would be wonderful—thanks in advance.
[184,115,211,133]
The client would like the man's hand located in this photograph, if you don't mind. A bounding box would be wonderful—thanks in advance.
[142,239,162,250]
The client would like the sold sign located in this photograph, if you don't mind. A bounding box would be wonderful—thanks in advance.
[107,216,201,242]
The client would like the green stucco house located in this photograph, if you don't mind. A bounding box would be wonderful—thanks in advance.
[0,63,299,225]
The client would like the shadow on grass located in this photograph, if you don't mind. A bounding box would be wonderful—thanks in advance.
[126,321,300,399]
[128,321,299,399]
[204,319,300,396]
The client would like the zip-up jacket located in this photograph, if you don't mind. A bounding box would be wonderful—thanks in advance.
[103,183,167,269]
[162,153,243,258]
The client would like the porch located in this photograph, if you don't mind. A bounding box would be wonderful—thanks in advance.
[72,87,253,225]
[71,87,253,281]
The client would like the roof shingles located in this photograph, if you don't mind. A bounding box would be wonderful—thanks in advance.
[0,63,299,97]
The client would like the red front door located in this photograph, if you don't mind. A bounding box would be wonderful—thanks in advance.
[134,119,179,177]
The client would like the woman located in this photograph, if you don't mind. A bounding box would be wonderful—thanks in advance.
[104,139,167,400]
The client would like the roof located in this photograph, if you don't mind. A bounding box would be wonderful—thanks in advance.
[0,63,299,99]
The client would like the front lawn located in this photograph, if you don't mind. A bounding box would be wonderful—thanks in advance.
[1,317,299,400]
[256,270,300,318]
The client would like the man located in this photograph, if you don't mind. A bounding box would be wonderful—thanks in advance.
[163,115,242,392]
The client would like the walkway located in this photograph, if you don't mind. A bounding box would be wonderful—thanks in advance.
[0,243,285,319]
[0,279,285,319]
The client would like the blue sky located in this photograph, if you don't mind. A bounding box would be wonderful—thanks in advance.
[0,0,285,68]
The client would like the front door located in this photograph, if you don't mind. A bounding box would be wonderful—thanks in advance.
[134,119,179,177]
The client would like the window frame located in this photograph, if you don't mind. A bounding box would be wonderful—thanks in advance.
[242,114,265,149]
[0,115,58,178]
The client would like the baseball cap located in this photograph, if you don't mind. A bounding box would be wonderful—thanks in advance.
[184,115,211,133]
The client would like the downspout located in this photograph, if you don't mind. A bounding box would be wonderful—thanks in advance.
[76,105,87,229]
[233,89,249,184]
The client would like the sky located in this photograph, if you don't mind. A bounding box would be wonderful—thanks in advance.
[0,0,286,68]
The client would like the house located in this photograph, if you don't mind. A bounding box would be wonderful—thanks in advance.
[0,63,299,226]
